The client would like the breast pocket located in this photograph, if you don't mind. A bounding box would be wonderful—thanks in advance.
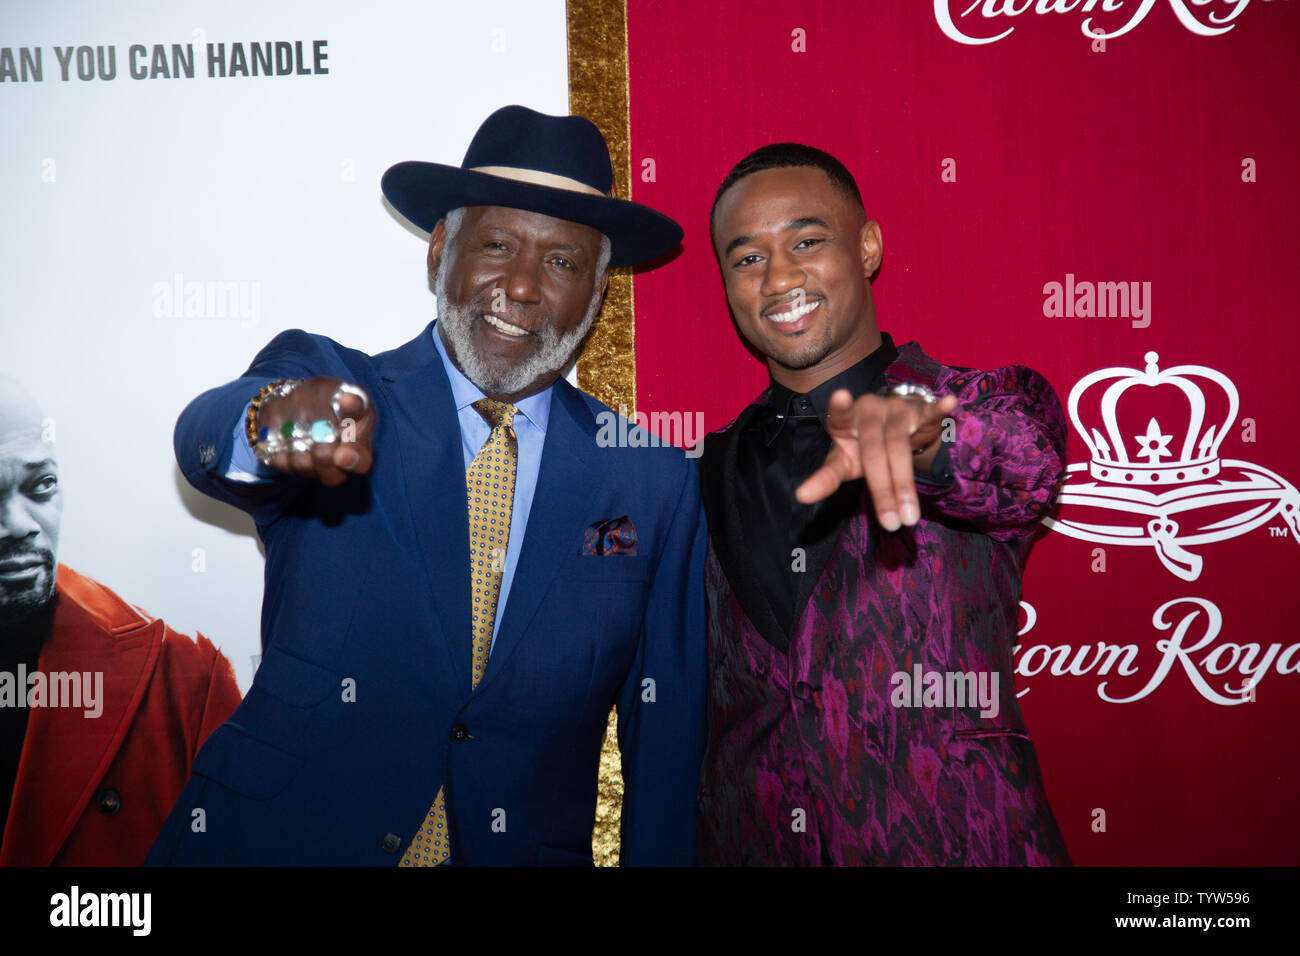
[563,553,653,583]
[559,554,653,630]
[554,554,654,700]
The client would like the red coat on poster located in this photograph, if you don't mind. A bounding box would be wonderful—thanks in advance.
[0,565,241,866]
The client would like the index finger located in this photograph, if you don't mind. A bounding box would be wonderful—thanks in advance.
[795,446,857,504]
[823,388,857,437]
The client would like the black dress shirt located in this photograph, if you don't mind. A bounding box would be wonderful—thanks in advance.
[731,333,953,642]
[0,599,53,845]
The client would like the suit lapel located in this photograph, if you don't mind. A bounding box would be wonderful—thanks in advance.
[788,345,903,637]
[789,341,899,616]
[376,324,471,690]
[0,574,158,866]
[701,405,791,652]
[791,479,866,619]
[478,380,596,693]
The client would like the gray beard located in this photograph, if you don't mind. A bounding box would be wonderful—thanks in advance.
[435,257,601,399]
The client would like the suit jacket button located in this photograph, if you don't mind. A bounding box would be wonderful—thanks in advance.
[94,788,122,815]
[449,725,469,742]
[381,833,401,854]
[793,682,812,700]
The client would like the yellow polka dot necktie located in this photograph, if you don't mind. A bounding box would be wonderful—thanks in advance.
[400,398,518,867]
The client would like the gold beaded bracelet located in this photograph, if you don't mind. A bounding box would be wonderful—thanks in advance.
[245,378,304,449]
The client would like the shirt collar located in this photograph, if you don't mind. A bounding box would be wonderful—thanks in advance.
[760,332,898,444]
[431,320,552,434]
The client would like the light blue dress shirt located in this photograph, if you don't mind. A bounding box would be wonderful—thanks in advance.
[226,322,552,650]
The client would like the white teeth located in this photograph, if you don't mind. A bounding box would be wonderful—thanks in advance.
[768,300,820,324]
[483,313,529,337]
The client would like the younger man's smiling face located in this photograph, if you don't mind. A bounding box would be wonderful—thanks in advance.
[712,165,881,376]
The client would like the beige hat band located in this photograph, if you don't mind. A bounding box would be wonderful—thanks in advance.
[468,165,607,197]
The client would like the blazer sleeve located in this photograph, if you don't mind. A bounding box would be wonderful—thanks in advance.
[174,329,353,527]
[613,456,708,866]
[915,363,1069,541]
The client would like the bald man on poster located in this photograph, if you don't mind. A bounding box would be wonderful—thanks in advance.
[0,375,240,865]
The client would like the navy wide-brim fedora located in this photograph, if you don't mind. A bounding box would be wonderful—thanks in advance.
[381,105,682,269]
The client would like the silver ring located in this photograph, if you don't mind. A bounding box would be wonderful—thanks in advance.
[257,420,318,462]
[252,379,306,463]
[310,419,337,444]
[331,383,369,420]
[255,432,288,464]
[881,382,937,404]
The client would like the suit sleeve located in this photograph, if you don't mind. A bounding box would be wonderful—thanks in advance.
[174,329,352,527]
[915,364,1068,541]
[614,456,708,866]
[224,402,279,482]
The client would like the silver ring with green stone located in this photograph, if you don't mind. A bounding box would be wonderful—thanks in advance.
[283,420,313,454]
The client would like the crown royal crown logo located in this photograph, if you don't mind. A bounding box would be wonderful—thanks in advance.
[1072,351,1236,487]
[1045,351,1299,581]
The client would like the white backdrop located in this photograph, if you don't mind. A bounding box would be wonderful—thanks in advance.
[1,0,569,689]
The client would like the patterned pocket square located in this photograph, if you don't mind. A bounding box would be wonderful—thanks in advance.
[582,516,638,556]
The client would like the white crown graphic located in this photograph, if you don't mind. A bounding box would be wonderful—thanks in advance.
[1070,351,1238,487]
[1045,351,1299,581]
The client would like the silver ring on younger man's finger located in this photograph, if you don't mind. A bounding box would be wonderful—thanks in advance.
[879,382,937,404]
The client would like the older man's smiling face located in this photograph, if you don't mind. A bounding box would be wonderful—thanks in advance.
[429,205,610,402]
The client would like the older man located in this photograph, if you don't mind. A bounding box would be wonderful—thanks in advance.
[146,106,706,866]
[0,375,240,865]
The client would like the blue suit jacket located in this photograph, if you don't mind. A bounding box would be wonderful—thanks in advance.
[146,322,706,865]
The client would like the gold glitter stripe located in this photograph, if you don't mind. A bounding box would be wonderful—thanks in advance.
[567,0,632,868]
[569,0,635,416]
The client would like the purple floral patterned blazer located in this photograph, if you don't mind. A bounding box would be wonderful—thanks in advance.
[697,340,1071,866]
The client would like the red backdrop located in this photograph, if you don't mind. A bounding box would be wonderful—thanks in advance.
[626,0,1300,865]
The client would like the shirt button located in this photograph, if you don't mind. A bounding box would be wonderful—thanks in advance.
[94,788,122,815]
[449,725,470,742]
[381,833,401,854]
